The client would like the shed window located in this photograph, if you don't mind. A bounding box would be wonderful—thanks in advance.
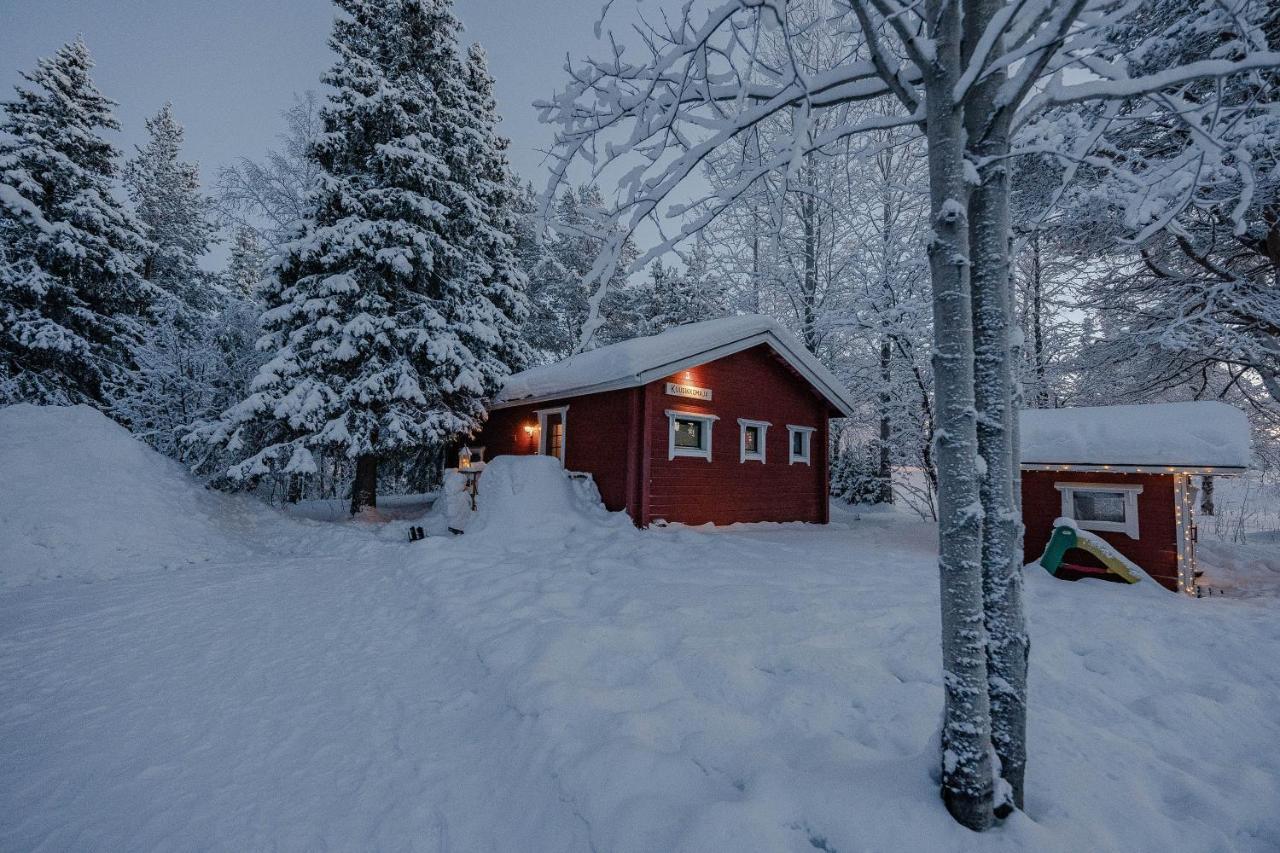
[666,410,718,461]
[1055,482,1143,539]
[788,425,815,465]
[738,419,770,463]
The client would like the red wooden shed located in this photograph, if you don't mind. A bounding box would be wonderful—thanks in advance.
[1019,402,1251,593]
[473,315,855,526]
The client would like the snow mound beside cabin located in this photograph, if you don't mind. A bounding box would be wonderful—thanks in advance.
[0,404,269,588]
[449,455,633,541]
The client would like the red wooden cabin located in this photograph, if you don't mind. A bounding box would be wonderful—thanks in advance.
[474,315,855,526]
[1019,402,1251,593]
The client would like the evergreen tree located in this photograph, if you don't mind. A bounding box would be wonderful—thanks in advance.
[124,103,220,311]
[522,183,637,359]
[0,38,158,405]
[629,241,725,336]
[193,0,528,514]
[225,226,267,298]
[113,102,232,454]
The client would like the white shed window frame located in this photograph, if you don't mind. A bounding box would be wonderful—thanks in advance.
[738,418,771,463]
[666,409,718,461]
[787,425,816,465]
[1055,481,1143,539]
[535,405,569,463]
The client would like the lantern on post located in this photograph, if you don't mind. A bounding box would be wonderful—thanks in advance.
[458,446,473,471]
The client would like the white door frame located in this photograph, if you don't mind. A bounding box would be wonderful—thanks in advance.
[535,405,569,463]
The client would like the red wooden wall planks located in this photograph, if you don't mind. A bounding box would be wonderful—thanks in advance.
[1021,470,1179,590]
[642,345,831,525]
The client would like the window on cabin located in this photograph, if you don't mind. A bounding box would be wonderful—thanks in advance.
[788,425,814,465]
[674,418,703,449]
[1072,490,1126,524]
[1055,482,1143,539]
[738,419,769,463]
[667,410,717,460]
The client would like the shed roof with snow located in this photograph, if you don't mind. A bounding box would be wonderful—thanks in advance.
[493,314,856,415]
[1020,401,1251,471]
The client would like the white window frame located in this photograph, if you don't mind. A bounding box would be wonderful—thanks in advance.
[535,405,569,463]
[738,418,770,463]
[787,425,816,465]
[1055,481,1143,539]
[666,409,718,461]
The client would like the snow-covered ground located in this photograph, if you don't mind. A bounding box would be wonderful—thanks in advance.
[3,405,1279,851]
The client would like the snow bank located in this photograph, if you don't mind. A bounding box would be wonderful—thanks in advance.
[3,472,1279,850]
[1021,401,1251,468]
[462,455,632,541]
[0,404,268,587]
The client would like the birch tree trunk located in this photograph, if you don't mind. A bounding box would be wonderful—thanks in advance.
[923,0,994,828]
[963,0,1029,812]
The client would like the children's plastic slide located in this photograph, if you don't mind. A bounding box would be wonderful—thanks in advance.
[1038,522,1142,584]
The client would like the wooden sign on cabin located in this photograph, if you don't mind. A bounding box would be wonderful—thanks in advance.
[665,381,712,401]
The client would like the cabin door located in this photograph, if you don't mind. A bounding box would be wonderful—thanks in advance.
[537,407,567,464]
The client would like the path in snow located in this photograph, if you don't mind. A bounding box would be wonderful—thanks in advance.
[1,548,588,851]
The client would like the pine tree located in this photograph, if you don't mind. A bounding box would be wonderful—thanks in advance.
[124,103,220,311]
[0,37,158,406]
[193,0,528,514]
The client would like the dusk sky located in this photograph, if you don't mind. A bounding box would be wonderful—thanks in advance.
[0,0,617,193]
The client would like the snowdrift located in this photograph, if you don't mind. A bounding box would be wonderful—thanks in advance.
[0,404,268,588]
[428,455,633,541]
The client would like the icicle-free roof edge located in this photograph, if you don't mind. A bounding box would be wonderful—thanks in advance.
[493,315,856,416]
[1019,402,1251,470]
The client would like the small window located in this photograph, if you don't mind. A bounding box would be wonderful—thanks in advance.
[675,418,703,448]
[738,419,770,463]
[1055,482,1143,539]
[666,410,717,460]
[788,425,815,465]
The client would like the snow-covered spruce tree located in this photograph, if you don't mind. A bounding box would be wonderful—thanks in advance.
[112,103,233,455]
[456,42,530,384]
[0,37,158,406]
[625,242,726,337]
[124,103,221,311]
[194,0,528,514]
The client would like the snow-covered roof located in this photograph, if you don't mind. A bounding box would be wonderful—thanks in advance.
[494,314,855,415]
[1020,402,1251,470]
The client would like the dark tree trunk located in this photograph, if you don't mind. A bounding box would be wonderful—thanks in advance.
[287,474,304,504]
[877,337,894,504]
[799,155,820,353]
[1030,233,1048,407]
[351,453,378,515]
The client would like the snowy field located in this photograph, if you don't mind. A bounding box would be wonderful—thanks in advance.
[3,405,1280,852]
